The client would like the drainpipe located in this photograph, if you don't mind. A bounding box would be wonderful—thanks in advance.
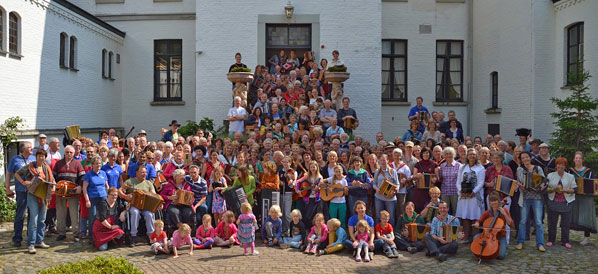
[466,0,474,137]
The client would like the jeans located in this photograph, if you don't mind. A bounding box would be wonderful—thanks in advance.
[424,234,458,256]
[379,233,397,251]
[87,197,105,239]
[347,195,367,219]
[518,199,544,246]
[281,192,293,234]
[474,233,507,259]
[345,239,382,251]
[282,234,303,248]
[26,193,47,246]
[13,191,28,243]
[329,202,347,229]
[375,198,397,227]
[80,217,89,237]
[130,206,155,237]
[195,203,209,225]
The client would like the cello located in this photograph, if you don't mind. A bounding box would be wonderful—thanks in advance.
[470,212,503,263]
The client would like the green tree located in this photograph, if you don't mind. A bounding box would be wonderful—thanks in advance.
[550,66,598,167]
[1,116,25,173]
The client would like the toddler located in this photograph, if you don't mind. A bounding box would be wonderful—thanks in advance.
[150,220,169,255]
[193,214,215,249]
[353,220,370,262]
[280,209,306,249]
[237,202,259,255]
[305,213,328,254]
[261,205,283,246]
[170,223,194,258]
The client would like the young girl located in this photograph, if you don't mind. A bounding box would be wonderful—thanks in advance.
[375,210,398,258]
[296,160,323,228]
[305,213,328,254]
[237,202,259,255]
[261,205,283,247]
[281,209,306,249]
[150,220,169,255]
[170,223,194,258]
[210,166,228,224]
[321,165,348,229]
[214,210,239,247]
[193,214,215,249]
[260,161,280,191]
[318,218,346,256]
[353,220,370,262]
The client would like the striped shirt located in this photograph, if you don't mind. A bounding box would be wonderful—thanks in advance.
[53,159,86,186]
[439,161,461,196]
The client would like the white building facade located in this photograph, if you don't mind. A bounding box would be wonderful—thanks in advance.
[0,0,596,145]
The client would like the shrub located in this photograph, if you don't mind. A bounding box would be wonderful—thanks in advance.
[327,66,347,72]
[230,67,251,72]
[38,256,142,274]
[0,185,16,222]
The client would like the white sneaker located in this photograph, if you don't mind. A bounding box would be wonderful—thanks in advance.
[36,242,50,249]
[252,250,260,255]
[580,237,591,246]
[28,245,36,254]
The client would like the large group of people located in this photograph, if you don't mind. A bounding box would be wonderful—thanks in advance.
[3,52,595,264]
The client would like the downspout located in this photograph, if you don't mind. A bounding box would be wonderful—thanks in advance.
[466,0,474,137]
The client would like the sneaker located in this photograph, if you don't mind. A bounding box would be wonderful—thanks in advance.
[304,244,312,254]
[129,237,136,248]
[35,242,50,249]
[546,242,553,247]
[252,249,259,255]
[355,255,361,262]
[538,245,546,252]
[268,239,274,247]
[244,252,249,256]
[310,245,317,254]
[407,247,417,254]
[74,236,80,242]
[384,249,393,258]
[437,253,448,262]
[56,235,66,241]
[564,243,572,249]
[28,245,36,254]
[316,250,326,256]
[580,237,591,246]
[515,243,523,250]
[392,248,399,257]
[279,244,290,249]
[364,255,371,262]
[12,241,21,247]
[79,235,87,240]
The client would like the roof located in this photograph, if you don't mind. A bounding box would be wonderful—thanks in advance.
[54,0,126,38]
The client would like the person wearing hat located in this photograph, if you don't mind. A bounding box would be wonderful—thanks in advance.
[532,143,556,176]
[161,120,180,142]
[516,128,532,153]
[138,130,147,137]
[33,134,49,155]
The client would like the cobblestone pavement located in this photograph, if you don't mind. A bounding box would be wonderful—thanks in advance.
[1,222,597,274]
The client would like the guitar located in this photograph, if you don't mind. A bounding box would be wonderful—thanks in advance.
[319,183,361,202]
[297,181,317,198]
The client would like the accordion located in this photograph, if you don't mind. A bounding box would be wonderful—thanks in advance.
[417,173,436,189]
[439,225,462,243]
[64,125,81,141]
[56,180,78,198]
[344,117,358,130]
[130,190,164,213]
[153,172,167,193]
[494,175,518,196]
[406,223,429,242]
[224,186,248,217]
[525,173,544,191]
[174,189,195,206]
[31,176,50,200]
[423,206,439,223]
[461,180,475,194]
[260,189,280,225]
[378,179,398,199]
[576,178,598,196]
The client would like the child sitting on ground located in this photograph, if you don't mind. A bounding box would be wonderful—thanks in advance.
[193,214,215,249]
[375,210,398,258]
[261,205,283,247]
[214,210,239,247]
[150,220,169,255]
[353,220,370,262]
[305,213,328,254]
[317,218,346,256]
[280,209,306,249]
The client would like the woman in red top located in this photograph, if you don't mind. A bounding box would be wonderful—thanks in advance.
[412,148,438,212]
[473,192,514,260]
[484,151,514,210]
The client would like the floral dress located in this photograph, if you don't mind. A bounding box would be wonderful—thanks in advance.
[211,177,227,214]
[237,213,256,244]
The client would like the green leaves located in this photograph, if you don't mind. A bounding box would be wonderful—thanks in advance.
[38,256,143,274]
[230,67,251,72]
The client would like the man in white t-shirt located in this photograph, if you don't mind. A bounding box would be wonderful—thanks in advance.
[228,96,247,136]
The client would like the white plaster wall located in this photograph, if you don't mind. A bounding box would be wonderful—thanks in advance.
[68,0,195,15]
[381,0,469,141]
[195,0,382,141]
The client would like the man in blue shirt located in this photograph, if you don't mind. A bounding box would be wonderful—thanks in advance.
[127,151,156,180]
[5,142,35,247]
[408,97,430,132]
[424,201,462,262]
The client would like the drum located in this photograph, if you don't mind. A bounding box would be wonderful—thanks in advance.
[378,179,398,199]
[440,225,462,243]
[576,178,598,196]
[175,189,194,206]
[494,175,517,196]
[224,186,248,217]
[406,223,430,242]
[56,180,78,198]
[417,173,436,189]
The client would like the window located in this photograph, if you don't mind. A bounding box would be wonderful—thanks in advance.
[566,22,583,84]
[108,51,113,78]
[436,40,463,101]
[154,39,182,101]
[9,12,19,54]
[69,36,77,69]
[265,24,311,65]
[382,39,407,101]
[102,49,107,78]
[490,71,498,109]
[59,33,68,67]
[0,8,4,51]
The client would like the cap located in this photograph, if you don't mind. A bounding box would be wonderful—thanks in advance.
[169,120,181,127]
[530,139,542,145]
[539,143,549,148]
[139,130,147,135]
[515,128,532,137]
[39,134,47,138]
[385,142,396,149]
[405,141,415,148]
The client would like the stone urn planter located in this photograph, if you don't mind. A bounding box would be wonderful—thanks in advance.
[227,72,254,107]
[325,71,350,110]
